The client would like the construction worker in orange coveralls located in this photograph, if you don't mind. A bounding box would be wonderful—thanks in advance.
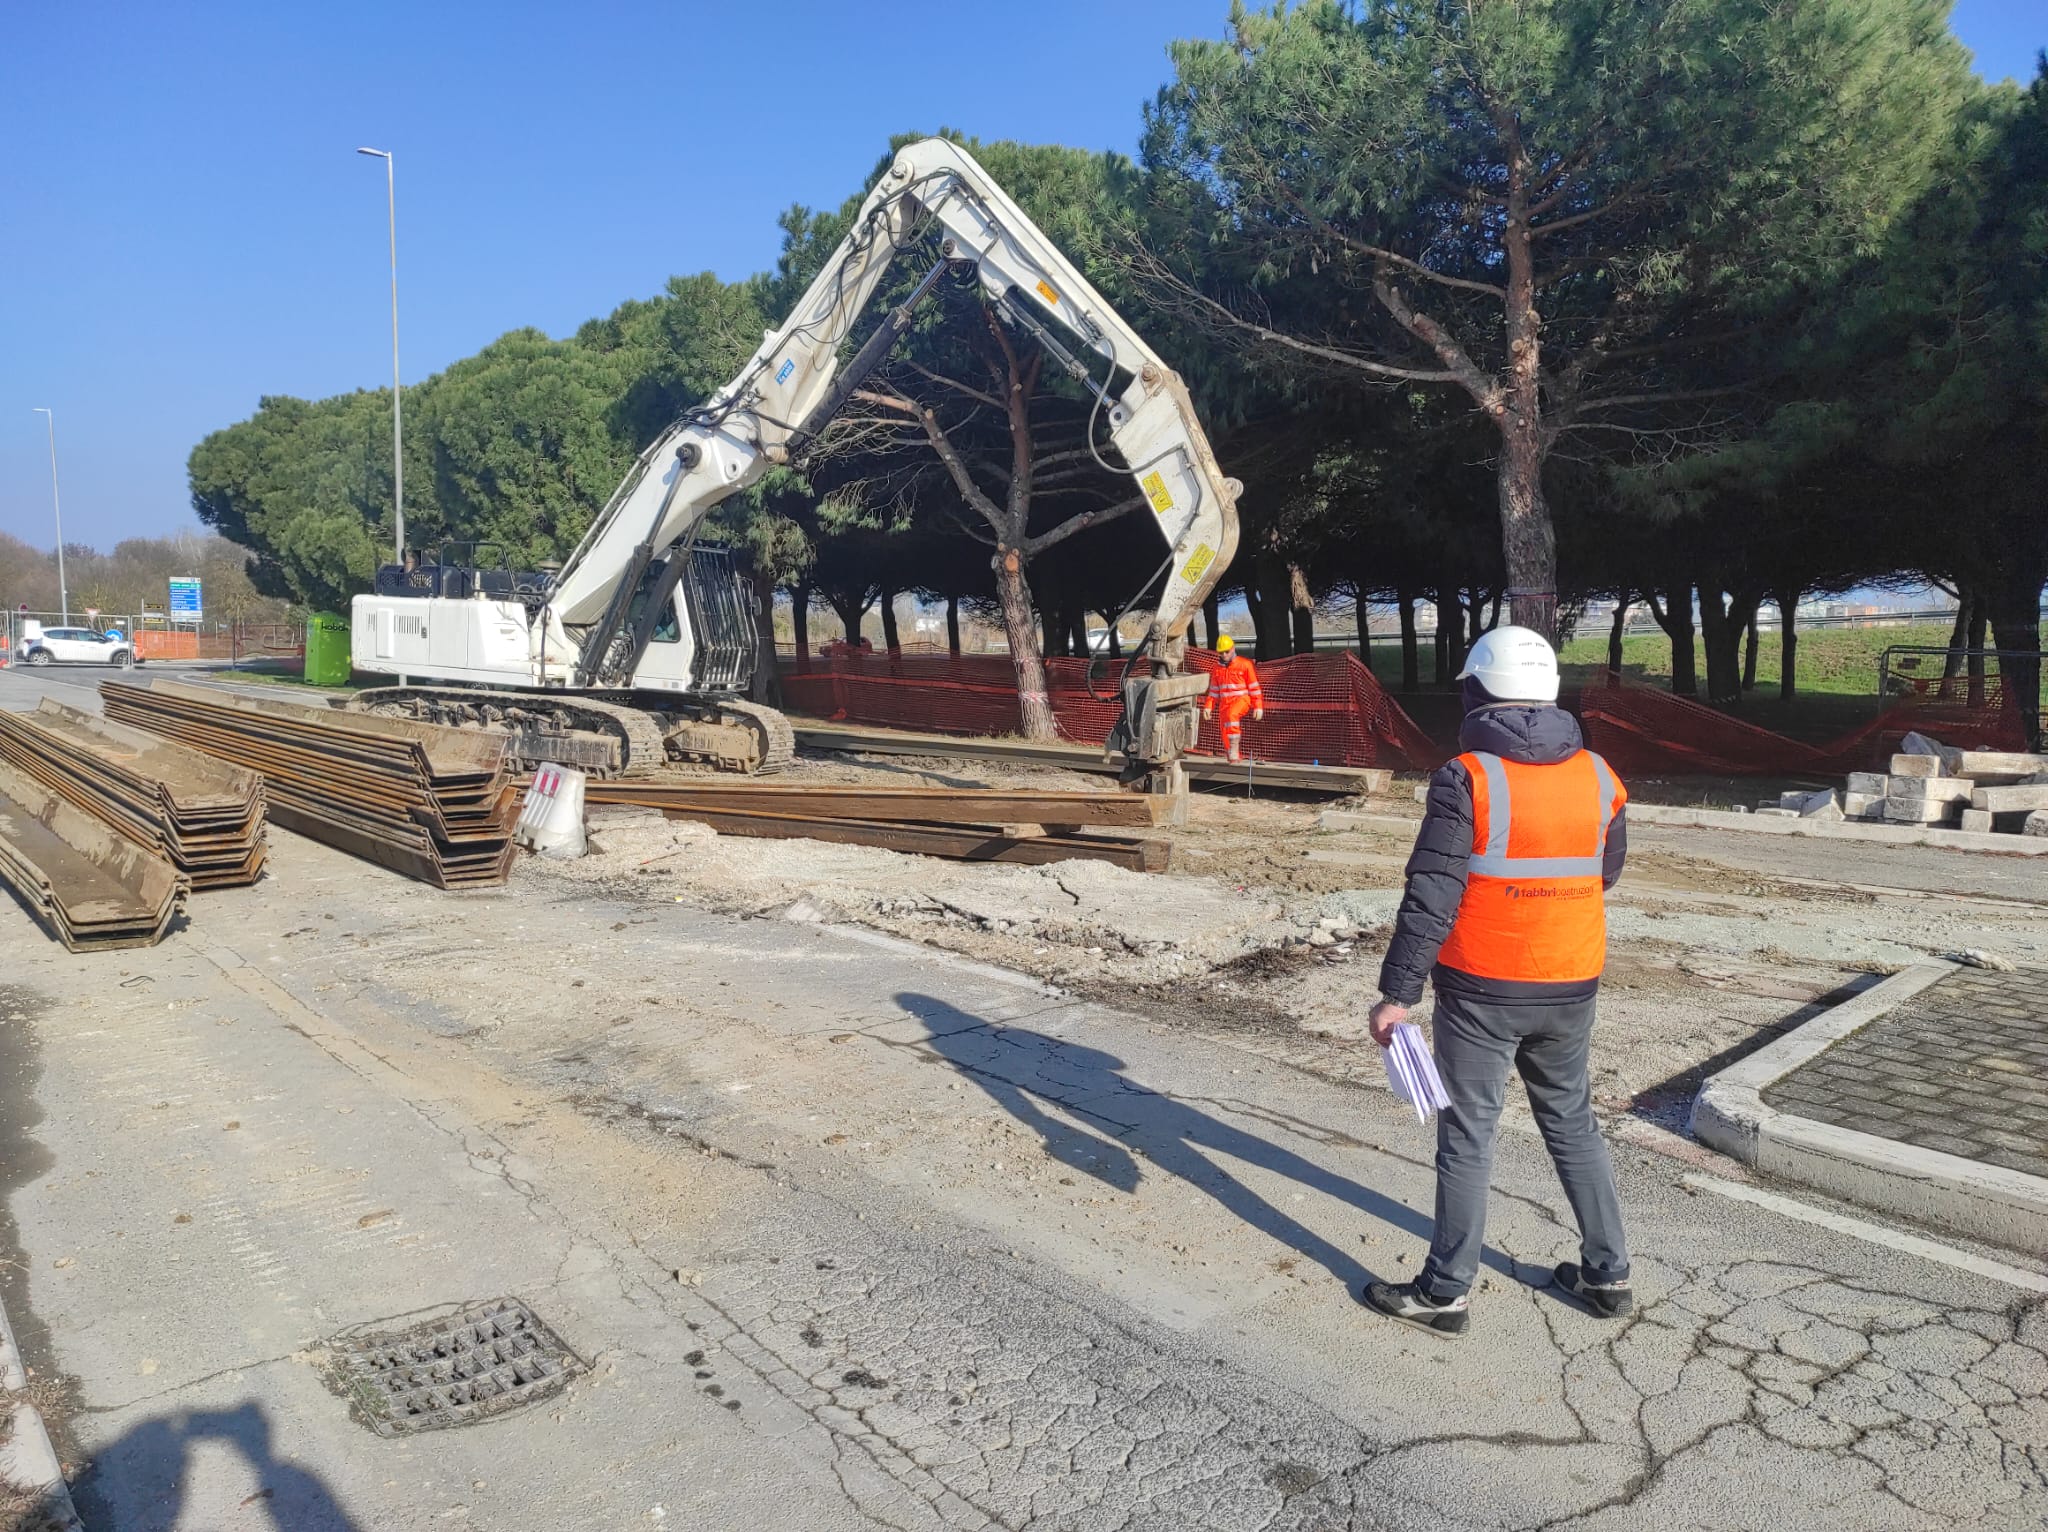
[1202,635,1264,763]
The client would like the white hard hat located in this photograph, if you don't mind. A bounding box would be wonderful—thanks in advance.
[1458,625,1560,703]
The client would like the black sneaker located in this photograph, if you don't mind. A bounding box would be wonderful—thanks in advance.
[1362,1279,1470,1338]
[1552,1263,1633,1318]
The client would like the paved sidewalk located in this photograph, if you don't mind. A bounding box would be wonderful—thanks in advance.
[1696,962,2048,1253]
[1763,965,2048,1178]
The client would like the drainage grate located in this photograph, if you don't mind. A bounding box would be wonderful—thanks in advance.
[328,1297,580,1437]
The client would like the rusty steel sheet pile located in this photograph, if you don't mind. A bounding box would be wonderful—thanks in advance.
[100,679,516,888]
[579,778,1172,872]
[0,700,267,889]
[0,760,188,951]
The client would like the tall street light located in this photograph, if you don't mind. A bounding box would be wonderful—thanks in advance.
[357,147,403,565]
[31,408,68,623]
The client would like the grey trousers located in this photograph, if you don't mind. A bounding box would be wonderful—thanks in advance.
[1418,982,1630,1300]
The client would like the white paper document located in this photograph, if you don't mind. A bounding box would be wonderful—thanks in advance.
[1383,1022,1452,1124]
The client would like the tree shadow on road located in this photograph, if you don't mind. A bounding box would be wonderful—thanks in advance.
[70,1401,360,1532]
[896,992,1519,1293]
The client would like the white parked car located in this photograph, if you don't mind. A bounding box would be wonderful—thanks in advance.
[19,624,140,667]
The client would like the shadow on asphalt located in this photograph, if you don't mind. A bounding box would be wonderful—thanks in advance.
[897,992,1522,1294]
[71,1402,361,1532]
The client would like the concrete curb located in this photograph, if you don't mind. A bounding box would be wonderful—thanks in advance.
[1626,801,2048,854]
[0,1284,81,1530]
[1691,962,2048,1255]
[0,1402,82,1530]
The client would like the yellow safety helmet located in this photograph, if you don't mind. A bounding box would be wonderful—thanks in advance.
[1216,634,1235,653]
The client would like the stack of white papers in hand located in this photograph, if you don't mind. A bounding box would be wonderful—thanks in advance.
[1383,1022,1452,1124]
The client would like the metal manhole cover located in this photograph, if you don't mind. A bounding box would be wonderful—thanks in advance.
[327,1297,581,1437]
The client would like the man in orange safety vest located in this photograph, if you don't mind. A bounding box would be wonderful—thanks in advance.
[1201,634,1264,763]
[1360,625,1632,1340]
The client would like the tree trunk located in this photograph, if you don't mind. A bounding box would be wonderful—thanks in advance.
[1254,551,1293,660]
[879,586,901,656]
[1606,598,1629,679]
[1939,595,1970,699]
[1774,588,1800,701]
[1987,570,2043,747]
[1102,615,1122,660]
[1398,592,1420,693]
[1967,597,1990,710]
[994,547,1055,740]
[1652,585,1697,698]
[945,594,960,657]
[791,583,811,665]
[1497,132,1557,647]
[749,565,778,704]
[1288,563,1315,654]
[1354,596,1371,665]
[1201,591,1221,651]
[1742,610,1760,693]
[1434,587,1469,683]
[1041,604,1062,659]
[1698,588,1758,706]
[749,566,781,706]
[1697,589,1733,704]
[827,595,866,647]
[1067,606,1088,660]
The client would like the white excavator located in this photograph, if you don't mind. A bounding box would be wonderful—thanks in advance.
[346,138,1240,788]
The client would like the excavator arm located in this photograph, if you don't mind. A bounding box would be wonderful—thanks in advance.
[545,137,1241,776]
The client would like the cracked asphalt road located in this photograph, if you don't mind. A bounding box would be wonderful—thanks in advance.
[1,677,2044,1530]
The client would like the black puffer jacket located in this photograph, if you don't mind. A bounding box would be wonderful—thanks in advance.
[1375,705,1627,1007]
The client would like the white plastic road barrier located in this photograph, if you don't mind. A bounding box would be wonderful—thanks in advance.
[517,765,588,858]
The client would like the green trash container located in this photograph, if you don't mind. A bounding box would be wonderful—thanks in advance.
[304,612,352,686]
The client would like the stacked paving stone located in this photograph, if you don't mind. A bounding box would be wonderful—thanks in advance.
[1762,734,2048,837]
[1753,737,2048,839]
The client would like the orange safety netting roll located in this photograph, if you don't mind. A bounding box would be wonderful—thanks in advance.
[779,645,1440,770]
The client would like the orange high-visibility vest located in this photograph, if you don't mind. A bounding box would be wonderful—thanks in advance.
[1207,655,1264,711]
[1437,748,1625,984]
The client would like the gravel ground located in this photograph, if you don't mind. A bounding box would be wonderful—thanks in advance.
[536,751,2048,1138]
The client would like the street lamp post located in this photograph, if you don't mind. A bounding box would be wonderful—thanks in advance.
[356,147,403,566]
[31,408,68,623]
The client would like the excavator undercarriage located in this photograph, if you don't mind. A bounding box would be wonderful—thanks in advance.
[341,686,794,777]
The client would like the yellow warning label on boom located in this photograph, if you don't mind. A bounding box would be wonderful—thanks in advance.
[1141,471,1175,514]
[1178,544,1216,585]
[1035,280,1060,306]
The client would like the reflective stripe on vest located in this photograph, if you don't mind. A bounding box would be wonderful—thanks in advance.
[1437,748,1625,985]
[1465,751,1620,879]
[1209,657,1260,703]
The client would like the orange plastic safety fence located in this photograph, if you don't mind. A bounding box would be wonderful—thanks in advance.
[779,645,1439,769]
[1577,672,2026,778]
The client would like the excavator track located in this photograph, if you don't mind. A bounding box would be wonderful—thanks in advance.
[343,687,672,777]
[341,686,794,777]
[715,698,796,775]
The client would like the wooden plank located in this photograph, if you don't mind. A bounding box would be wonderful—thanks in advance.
[584,780,1166,826]
[654,803,1169,872]
[789,723,1390,796]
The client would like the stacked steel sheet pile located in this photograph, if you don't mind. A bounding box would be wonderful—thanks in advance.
[102,679,516,888]
[0,700,266,888]
[582,779,1173,872]
[0,761,188,950]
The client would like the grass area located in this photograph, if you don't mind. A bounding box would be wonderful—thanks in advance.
[1560,619,2048,697]
[1561,621,1943,696]
[218,661,369,692]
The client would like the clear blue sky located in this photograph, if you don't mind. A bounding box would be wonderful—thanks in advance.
[2,1,2041,558]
